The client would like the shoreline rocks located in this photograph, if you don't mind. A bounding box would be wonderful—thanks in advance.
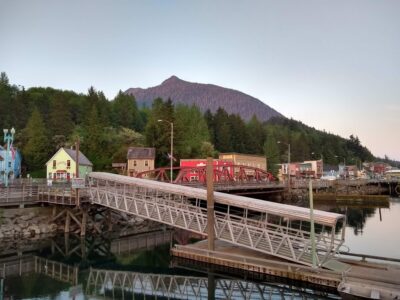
[0,210,57,240]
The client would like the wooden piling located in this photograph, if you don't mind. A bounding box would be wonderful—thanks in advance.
[207,157,215,251]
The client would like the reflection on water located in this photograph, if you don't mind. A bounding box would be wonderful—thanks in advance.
[315,198,400,258]
[0,229,340,299]
[1,198,399,299]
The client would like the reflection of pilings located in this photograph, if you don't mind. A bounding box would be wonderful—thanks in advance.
[0,256,35,278]
[49,230,173,259]
[34,256,78,285]
[0,255,77,285]
[86,268,340,300]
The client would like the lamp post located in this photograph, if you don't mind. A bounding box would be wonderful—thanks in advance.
[157,119,173,183]
[277,141,291,194]
[3,127,15,187]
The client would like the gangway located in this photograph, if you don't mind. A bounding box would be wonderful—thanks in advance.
[88,173,347,269]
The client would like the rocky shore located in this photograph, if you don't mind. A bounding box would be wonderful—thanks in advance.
[0,208,57,240]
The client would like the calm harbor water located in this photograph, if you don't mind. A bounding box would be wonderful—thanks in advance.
[1,197,399,299]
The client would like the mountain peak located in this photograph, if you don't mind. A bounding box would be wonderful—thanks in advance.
[126,77,284,122]
[162,75,182,85]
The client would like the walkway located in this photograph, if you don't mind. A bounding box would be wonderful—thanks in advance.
[88,172,346,269]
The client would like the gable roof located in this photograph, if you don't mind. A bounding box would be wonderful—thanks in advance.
[46,147,93,166]
[127,147,156,160]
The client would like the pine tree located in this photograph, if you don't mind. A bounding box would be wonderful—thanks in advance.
[174,104,210,158]
[22,108,51,170]
[82,105,104,166]
[264,132,280,176]
[213,108,232,152]
[112,91,142,130]
[49,93,74,139]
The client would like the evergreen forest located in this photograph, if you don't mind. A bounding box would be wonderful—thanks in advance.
[0,72,396,177]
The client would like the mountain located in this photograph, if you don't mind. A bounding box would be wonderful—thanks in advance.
[125,76,284,122]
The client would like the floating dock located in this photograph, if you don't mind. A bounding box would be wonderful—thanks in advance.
[171,240,400,298]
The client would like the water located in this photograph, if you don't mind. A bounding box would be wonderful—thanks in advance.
[1,198,399,299]
[316,197,400,259]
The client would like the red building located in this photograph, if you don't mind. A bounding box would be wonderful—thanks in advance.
[180,159,233,182]
[364,162,391,176]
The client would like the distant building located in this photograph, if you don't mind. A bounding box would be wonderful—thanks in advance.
[180,159,233,181]
[0,145,22,180]
[363,162,391,177]
[127,147,155,177]
[46,147,93,180]
[218,153,267,170]
[303,160,323,178]
[112,163,127,175]
[279,159,323,180]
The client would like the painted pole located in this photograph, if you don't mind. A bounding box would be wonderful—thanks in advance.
[207,157,215,251]
[4,137,10,187]
[309,179,317,268]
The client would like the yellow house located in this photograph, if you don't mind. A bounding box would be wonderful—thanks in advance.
[46,147,93,180]
[219,152,267,170]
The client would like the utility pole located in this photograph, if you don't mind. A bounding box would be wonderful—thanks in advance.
[309,179,317,268]
[206,157,215,251]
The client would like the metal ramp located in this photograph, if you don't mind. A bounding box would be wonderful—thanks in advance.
[88,172,347,268]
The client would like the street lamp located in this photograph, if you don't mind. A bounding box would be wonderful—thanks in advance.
[277,141,291,194]
[157,119,173,183]
[3,127,15,187]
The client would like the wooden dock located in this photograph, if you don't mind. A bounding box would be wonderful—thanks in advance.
[171,240,400,298]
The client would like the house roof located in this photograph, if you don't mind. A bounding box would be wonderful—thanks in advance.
[127,147,156,160]
[219,152,266,159]
[46,147,93,166]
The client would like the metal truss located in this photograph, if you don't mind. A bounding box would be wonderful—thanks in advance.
[88,173,345,268]
[86,268,340,300]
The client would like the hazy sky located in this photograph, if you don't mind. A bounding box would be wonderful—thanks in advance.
[1,1,399,160]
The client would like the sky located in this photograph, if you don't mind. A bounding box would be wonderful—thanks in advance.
[1,0,399,160]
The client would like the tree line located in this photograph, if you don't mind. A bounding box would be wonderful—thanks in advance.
[1,71,389,177]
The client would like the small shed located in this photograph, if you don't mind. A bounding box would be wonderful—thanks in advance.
[46,147,93,180]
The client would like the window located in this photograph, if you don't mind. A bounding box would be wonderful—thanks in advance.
[48,172,52,179]
[133,160,137,167]
[53,160,56,169]
[145,160,148,167]
[67,160,71,169]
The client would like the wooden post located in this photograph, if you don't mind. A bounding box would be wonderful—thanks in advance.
[81,208,87,236]
[208,272,216,300]
[206,157,215,251]
[65,211,71,233]
[75,137,80,207]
